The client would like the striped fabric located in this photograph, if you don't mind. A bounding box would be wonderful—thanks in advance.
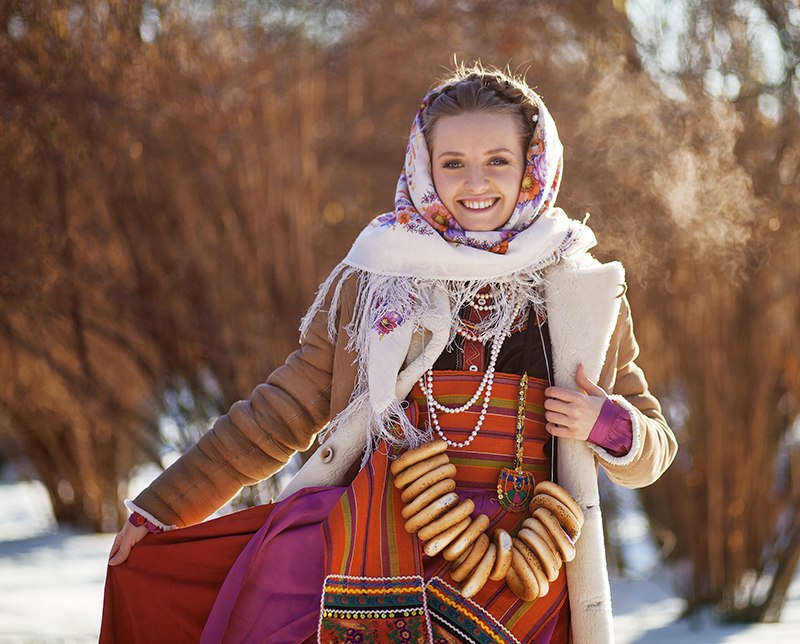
[408,371,553,492]
[320,371,570,643]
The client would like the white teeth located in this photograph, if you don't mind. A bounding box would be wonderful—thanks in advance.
[462,199,496,210]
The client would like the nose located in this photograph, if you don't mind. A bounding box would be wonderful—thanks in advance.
[465,167,489,193]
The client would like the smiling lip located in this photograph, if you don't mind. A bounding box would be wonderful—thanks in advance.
[459,198,499,211]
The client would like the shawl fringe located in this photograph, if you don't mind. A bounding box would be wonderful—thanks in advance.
[299,245,582,466]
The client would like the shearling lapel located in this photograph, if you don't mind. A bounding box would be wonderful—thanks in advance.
[545,255,624,506]
[545,258,625,388]
[545,257,624,644]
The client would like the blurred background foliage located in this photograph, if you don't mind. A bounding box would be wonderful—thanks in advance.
[1,0,799,624]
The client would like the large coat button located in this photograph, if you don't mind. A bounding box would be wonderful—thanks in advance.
[320,446,335,463]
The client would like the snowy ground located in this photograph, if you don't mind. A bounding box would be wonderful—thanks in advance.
[1,477,799,643]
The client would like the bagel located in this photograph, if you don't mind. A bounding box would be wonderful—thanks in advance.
[512,539,550,597]
[390,440,448,476]
[443,514,490,561]
[401,478,456,519]
[517,527,560,583]
[403,492,459,534]
[401,464,458,503]
[452,540,473,568]
[509,547,540,601]
[460,543,496,599]
[394,453,451,490]
[418,498,475,541]
[528,493,581,541]
[521,517,561,568]
[423,516,471,557]
[489,528,513,581]
[449,533,489,583]
[533,481,584,528]
[533,507,576,562]
[504,567,535,602]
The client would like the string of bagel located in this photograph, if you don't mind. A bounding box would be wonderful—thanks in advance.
[390,438,584,601]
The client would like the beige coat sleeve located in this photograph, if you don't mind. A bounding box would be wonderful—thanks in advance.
[132,280,355,528]
[593,296,677,488]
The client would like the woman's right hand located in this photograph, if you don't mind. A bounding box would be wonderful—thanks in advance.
[108,521,149,566]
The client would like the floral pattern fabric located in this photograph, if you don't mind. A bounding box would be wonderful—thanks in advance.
[371,82,565,254]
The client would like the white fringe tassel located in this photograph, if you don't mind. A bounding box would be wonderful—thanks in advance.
[299,255,567,467]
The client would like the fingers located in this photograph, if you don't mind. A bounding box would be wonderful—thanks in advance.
[543,400,571,429]
[544,399,602,441]
[575,363,607,397]
[544,386,580,403]
[544,364,607,442]
[543,397,571,415]
[544,387,583,433]
[544,389,584,428]
[545,410,570,427]
[545,422,574,438]
[108,533,131,567]
[108,523,148,566]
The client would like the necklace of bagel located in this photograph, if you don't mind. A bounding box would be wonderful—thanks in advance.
[395,302,583,601]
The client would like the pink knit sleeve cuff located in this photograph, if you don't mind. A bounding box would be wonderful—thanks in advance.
[587,398,633,457]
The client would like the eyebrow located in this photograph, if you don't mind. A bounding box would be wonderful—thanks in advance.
[436,147,515,160]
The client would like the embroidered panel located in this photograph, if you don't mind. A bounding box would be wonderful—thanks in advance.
[319,575,430,643]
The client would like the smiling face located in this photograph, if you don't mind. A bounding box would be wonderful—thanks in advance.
[430,112,526,232]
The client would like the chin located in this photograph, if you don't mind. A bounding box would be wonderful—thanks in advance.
[455,216,512,233]
[454,208,514,232]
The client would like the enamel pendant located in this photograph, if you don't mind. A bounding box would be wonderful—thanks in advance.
[497,372,535,512]
[497,467,535,512]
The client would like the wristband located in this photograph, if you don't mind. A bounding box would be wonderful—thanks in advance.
[128,511,164,534]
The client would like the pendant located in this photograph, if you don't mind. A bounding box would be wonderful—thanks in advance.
[496,467,535,512]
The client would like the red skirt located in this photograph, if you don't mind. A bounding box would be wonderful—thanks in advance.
[100,504,272,642]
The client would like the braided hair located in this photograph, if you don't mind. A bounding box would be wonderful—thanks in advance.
[420,64,540,158]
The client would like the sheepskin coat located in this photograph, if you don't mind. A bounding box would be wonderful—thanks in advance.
[133,254,677,644]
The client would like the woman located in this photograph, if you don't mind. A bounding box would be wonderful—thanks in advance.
[103,64,676,643]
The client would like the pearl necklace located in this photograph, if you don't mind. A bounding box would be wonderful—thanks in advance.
[455,321,483,342]
[471,292,496,312]
[456,292,495,340]
[420,304,521,448]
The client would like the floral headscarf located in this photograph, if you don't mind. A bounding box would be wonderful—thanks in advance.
[376,81,564,254]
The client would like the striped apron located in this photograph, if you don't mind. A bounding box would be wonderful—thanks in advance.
[319,371,570,643]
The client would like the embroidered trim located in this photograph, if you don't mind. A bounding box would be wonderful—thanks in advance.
[426,576,520,644]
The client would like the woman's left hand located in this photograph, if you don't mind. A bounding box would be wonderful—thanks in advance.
[543,363,607,441]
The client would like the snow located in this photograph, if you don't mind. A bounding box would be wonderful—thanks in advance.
[1,477,799,643]
[0,480,113,643]
[612,572,800,643]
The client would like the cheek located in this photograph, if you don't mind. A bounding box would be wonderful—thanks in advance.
[431,166,442,193]
[431,170,455,203]
[509,167,525,195]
